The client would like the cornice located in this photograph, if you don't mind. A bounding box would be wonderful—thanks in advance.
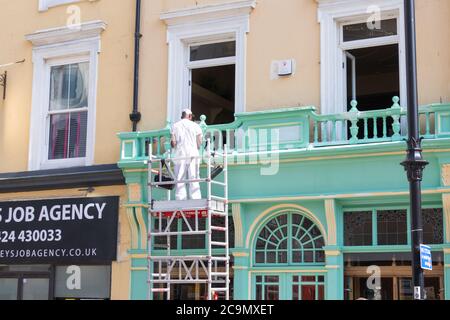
[25,20,107,47]
[160,0,256,26]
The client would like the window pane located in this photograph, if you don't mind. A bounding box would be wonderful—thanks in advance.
[266,251,276,263]
[266,285,279,300]
[0,278,18,300]
[48,111,87,160]
[344,252,444,267]
[343,19,397,42]
[344,211,373,246]
[302,218,312,230]
[256,284,262,300]
[302,276,316,282]
[22,278,49,300]
[292,285,299,300]
[292,251,302,263]
[256,239,265,249]
[55,265,111,299]
[377,210,407,245]
[265,276,279,283]
[304,251,314,262]
[316,251,325,263]
[68,111,88,158]
[301,285,316,300]
[255,252,264,263]
[48,113,69,160]
[190,41,236,61]
[0,265,51,272]
[422,208,443,244]
[278,251,287,263]
[424,277,442,300]
[318,285,325,300]
[50,62,89,111]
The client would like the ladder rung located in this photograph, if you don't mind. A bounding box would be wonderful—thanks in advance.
[210,211,227,216]
[153,244,169,248]
[211,288,228,292]
[211,272,228,277]
[151,231,207,236]
[149,255,209,260]
[150,178,207,186]
[210,226,227,231]
[153,279,209,284]
[211,196,227,201]
[211,241,227,247]
[151,288,170,292]
[211,257,229,261]
[211,181,226,186]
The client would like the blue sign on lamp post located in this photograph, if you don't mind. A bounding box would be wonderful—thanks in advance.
[420,244,432,271]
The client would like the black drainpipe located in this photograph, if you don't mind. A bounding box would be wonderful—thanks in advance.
[130,0,142,132]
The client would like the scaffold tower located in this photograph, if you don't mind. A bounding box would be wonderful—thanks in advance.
[146,141,230,300]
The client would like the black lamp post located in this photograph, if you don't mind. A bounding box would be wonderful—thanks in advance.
[401,0,428,300]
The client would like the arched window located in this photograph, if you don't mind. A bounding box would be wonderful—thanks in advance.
[255,212,325,265]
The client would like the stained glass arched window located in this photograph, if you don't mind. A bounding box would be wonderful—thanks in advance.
[255,213,325,265]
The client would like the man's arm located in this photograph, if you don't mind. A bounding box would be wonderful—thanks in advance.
[171,133,177,149]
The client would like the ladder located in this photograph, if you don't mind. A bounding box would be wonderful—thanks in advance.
[147,141,230,300]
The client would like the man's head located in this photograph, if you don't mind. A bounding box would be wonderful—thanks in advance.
[181,109,193,121]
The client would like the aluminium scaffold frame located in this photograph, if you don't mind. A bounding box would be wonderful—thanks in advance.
[147,141,230,300]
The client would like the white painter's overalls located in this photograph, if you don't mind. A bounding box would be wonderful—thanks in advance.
[171,119,203,200]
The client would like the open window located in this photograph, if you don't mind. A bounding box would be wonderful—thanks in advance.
[342,17,401,138]
[161,1,254,126]
[317,0,406,124]
[188,40,236,125]
[342,18,400,112]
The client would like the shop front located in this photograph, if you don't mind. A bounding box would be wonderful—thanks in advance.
[0,196,119,300]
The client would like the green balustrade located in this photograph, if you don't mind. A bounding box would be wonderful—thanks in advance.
[118,97,450,163]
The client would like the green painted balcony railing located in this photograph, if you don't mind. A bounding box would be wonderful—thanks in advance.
[118,97,450,163]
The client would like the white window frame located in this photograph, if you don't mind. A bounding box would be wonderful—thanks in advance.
[161,0,256,124]
[186,38,237,113]
[26,21,105,171]
[39,0,86,12]
[316,0,407,115]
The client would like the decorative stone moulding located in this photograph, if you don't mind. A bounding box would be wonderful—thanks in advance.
[25,20,107,47]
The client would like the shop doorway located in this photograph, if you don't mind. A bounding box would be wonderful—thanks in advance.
[345,267,444,300]
[0,265,52,300]
[254,274,325,301]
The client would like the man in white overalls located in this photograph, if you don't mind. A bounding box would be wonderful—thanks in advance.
[171,109,203,200]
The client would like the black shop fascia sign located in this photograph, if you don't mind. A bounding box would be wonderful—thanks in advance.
[0,197,119,264]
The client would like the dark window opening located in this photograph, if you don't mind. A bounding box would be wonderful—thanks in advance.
[346,44,400,139]
[191,64,235,126]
